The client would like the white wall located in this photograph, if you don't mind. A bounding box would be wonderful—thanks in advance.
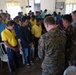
[0,0,7,12]
[0,0,26,14]
[40,0,56,14]
[56,0,65,14]
[25,0,34,14]
[40,0,65,14]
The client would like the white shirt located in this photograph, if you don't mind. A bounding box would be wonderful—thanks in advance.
[63,66,76,75]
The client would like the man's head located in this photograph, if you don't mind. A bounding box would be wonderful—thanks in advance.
[44,9,47,13]
[2,13,7,20]
[14,16,20,23]
[72,10,76,21]
[22,16,29,26]
[31,15,35,20]
[7,14,11,20]
[62,14,72,27]
[36,18,42,26]
[6,20,16,30]
[0,16,3,22]
[44,16,56,31]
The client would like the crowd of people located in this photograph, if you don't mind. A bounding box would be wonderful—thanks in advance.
[0,9,76,75]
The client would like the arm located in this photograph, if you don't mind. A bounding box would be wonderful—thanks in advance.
[4,41,16,51]
[1,31,16,51]
[19,27,29,46]
[38,36,45,59]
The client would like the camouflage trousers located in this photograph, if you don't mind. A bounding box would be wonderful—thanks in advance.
[42,68,63,75]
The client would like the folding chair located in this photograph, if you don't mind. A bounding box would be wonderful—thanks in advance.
[18,39,25,64]
[0,42,11,72]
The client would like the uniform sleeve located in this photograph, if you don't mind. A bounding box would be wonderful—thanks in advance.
[38,36,45,59]
[1,32,7,41]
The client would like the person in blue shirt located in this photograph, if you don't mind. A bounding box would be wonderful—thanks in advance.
[14,17,20,38]
[57,12,61,21]
[0,16,6,41]
[41,9,47,19]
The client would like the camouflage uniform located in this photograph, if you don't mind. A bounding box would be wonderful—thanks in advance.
[38,28,66,75]
[64,25,76,67]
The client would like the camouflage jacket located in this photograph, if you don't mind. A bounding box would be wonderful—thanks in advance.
[64,25,76,52]
[38,28,66,72]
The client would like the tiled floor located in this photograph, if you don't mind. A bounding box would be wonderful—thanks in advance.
[0,59,42,75]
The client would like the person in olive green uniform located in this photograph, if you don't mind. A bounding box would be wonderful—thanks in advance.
[38,16,66,75]
[62,14,76,68]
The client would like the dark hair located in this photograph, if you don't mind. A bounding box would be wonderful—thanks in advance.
[7,20,16,26]
[72,10,76,14]
[0,16,2,18]
[58,12,61,15]
[44,9,47,12]
[36,18,42,22]
[13,16,19,21]
[44,16,56,25]
[45,14,52,18]
[2,13,7,16]
[22,16,28,22]
[62,14,72,23]
[31,15,35,18]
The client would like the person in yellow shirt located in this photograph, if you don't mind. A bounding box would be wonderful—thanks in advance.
[2,13,9,24]
[1,20,20,75]
[30,15,36,27]
[32,18,42,60]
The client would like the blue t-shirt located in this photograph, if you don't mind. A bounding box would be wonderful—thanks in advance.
[0,22,6,37]
[14,24,20,38]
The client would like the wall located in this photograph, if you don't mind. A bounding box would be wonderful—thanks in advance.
[25,0,34,14]
[40,0,56,14]
[40,0,65,14]
[0,0,65,14]
[56,0,65,14]
[0,0,26,14]
[0,0,7,12]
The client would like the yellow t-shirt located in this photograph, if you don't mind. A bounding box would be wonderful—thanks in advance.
[1,28,18,47]
[30,19,36,27]
[17,21,21,26]
[32,24,42,38]
[3,19,9,24]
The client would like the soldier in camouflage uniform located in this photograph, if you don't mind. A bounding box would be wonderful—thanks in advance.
[62,14,76,68]
[38,16,66,75]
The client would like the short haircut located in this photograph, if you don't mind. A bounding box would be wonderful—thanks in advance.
[31,15,35,18]
[7,20,16,26]
[44,9,47,12]
[45,14,52,18]
[0,16,2,18]
[36,18,42,22]
[44,16,56,25]
[72,10,76,14]
[62,14,72,23]
[2,13,6,16]
[22,16,28,22]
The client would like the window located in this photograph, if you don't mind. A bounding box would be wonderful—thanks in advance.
[35,0,40,4]
[65,4,76,14]
[7,1,21,19]
[34,0,40,12]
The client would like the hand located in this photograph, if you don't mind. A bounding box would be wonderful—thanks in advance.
[12,48,17,51]
[16,46,20,51]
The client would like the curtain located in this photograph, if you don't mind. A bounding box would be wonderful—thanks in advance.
[65,0,76,4]
[7,1,20,6]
